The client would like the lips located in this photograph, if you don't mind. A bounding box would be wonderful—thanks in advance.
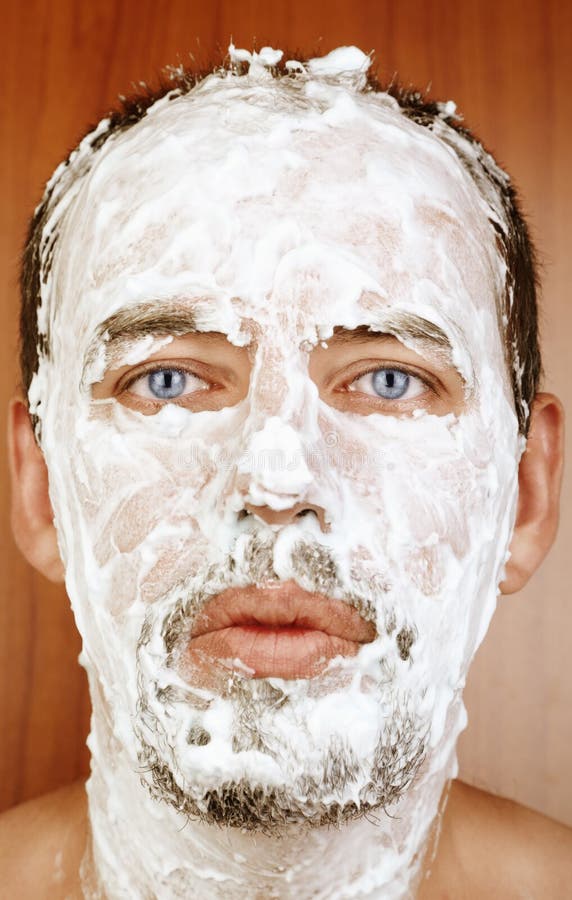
[187,580,375,680]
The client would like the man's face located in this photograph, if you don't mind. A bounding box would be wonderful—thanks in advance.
[35,80,521,827]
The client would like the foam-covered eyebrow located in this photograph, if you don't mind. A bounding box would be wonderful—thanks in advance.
[82,301,213,381]
[326,314,454,366]
[96,302,198,344]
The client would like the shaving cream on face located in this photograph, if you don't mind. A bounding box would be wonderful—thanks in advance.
[31,46,522,898]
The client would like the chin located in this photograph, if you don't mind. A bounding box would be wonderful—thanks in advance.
[134,654,430,832]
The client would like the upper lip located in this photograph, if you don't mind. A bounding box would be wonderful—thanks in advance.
[190,580,376,644]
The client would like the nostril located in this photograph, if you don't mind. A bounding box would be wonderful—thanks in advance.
[295,505,330,533]
[241,502,330,533]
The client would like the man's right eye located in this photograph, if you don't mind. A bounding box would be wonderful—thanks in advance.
[126,367,209,401]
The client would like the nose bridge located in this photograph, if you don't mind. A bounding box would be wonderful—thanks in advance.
[248,336,316,433]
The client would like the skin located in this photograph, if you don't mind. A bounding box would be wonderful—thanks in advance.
[3,85,569,894]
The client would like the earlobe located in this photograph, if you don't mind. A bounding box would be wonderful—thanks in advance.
[501,393,564,594]
[7,397,65,582]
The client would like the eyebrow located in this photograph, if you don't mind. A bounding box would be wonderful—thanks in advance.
[97,302,199,343]
[325,314,454,362]
[91,304,451,345]
[82,300,217,383]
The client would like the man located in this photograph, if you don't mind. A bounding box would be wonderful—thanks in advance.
[2,44,570,897]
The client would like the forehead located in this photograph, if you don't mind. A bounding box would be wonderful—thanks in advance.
[48,78,505,359]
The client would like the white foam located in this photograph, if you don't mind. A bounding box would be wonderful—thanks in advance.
[31,44,521,899]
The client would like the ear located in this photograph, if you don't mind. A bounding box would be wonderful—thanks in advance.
[501,392,564,594]
[7,396,65,582]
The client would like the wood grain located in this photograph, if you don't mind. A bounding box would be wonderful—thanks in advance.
[1,0,570,823]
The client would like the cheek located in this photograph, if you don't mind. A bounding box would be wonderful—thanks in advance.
[66,417,225,615]
[105,536,212,615]
[403,545,448,596]
[92,464,217,563]
[319,409,497,599]
[384,455,481,558]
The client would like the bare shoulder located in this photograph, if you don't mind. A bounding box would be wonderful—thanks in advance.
[0,781,87,899]
[420,779,572,899]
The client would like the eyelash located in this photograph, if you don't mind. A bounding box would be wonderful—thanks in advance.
[119,363,211,395]
[343,363,437,396]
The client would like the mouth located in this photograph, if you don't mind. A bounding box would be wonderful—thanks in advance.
[187,580,376,680]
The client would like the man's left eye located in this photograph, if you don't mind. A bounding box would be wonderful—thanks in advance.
[349,368,425,401]
[127,368,208,401]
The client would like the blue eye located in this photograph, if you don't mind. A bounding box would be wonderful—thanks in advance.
[349,367,425,401]
[125,366,209,402]
[371,369,410,399]
[147,369,187,399]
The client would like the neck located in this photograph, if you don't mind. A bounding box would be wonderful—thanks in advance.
[81,706,461,899]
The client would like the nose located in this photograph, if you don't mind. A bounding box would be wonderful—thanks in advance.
[243,501,329,531]
[236,416,329,533]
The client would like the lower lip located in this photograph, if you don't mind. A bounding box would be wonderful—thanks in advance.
[188,625,362,679]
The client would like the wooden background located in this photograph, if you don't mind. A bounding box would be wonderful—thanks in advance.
[1,0,571,825]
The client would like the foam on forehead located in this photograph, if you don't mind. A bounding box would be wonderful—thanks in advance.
[36,44,507,278]
[37,46,506,324]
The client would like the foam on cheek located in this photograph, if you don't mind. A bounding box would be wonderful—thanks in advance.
[31,48,523,900]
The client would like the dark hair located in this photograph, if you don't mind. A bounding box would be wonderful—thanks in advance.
[20,53,540,435]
